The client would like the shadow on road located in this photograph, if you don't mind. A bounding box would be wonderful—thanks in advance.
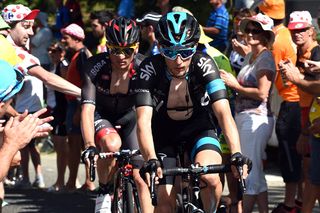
[3,188,95,213]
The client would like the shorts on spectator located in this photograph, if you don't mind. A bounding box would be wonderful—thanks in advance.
[66,100,81,134]
[276,101,302,183]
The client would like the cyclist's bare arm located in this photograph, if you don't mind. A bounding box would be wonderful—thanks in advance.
[136,106,157,161]
[29,65,81,98]
[81,103,96,148]
[212,99,241,154]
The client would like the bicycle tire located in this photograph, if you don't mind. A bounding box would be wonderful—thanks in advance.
[122,180,134,213]
[113,176,135,213]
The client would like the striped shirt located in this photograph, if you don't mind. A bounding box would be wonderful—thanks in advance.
[206,4,229,49]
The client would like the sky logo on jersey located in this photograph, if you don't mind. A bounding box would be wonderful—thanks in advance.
[140,62,156,81]
[197,57,215,77]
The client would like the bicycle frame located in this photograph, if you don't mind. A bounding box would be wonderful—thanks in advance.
[163,164,232,213]
[89,149,142,213]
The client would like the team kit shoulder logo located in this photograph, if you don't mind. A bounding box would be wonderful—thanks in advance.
[90,59,107,76]
[197,57,215,77]
[140,61,156,81]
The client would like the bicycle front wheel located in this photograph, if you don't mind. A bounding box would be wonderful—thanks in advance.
[113,179,135,213]
[122,180,134,213]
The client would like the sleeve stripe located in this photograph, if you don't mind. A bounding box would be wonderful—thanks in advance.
[206,79,226,95]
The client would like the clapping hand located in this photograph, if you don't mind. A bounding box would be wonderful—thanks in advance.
[278,59,303,84]
[305,60,320,73]
[220,69,240,90]
[12,108,54,138]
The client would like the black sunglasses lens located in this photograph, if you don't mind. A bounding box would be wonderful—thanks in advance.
[110,47,134,56]
[179,49,195,59]
[245,28,262,34]
[123,48,134,55]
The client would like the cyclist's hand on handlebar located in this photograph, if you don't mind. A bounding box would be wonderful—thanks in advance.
[81,146,99,166]
[230,152,252,178]
[139,159,162,186]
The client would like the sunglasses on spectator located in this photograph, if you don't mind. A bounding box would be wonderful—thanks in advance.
[290,27,310,34]
[106,43,138,56]
[160,46,197,60]
[244,27,263,35]
[0,70,24,103]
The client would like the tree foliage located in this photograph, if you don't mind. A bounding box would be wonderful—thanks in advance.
[0,0,212,25]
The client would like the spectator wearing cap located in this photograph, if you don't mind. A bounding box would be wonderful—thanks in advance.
[202,0,229,53]
[85,10,114,55]
[0,16,24,120]
[136,11,162,57]
[258,2,303,212]
[0,59,53,194]
[60,23,94,192]
[279,10,320,213]
[220,13,276,213]
[1,4,81,98]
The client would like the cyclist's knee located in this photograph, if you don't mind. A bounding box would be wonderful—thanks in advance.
[99,135,121,152]
[201,173,221,188]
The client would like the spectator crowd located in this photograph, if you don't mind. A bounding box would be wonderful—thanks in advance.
[1,0,320,213]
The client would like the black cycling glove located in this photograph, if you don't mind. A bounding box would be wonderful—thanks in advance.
[230,152,252,173]
[139,159,161,180]
[81,146,99,164]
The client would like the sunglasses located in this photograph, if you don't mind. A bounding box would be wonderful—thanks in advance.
[106,43,138,56]
[0,70,24,103]
[244,28,263,35]
[290,27,310,34]
[160,46,197,60]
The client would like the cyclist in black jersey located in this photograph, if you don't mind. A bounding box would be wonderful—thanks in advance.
[80,17,152,212]
[135,12,251,213]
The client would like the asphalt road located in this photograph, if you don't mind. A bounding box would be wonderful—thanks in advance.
[2,148,320,213]
[3,152,96,213]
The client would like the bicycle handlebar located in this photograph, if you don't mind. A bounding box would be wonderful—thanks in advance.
[150,171,157,206]
[162,164,231,176]
[149,163,247,206]
[88,149,140,182]
[98,149,141,159]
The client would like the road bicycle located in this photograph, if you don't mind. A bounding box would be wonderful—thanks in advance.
[146,140,247,213]
[89,149,142,213]
[149,153,246,213]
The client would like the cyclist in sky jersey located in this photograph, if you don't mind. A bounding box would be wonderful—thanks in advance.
[135,12,251,213]
[80,17,152,212]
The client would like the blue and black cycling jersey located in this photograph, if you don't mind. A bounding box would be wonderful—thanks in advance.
[135,51,227,121]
